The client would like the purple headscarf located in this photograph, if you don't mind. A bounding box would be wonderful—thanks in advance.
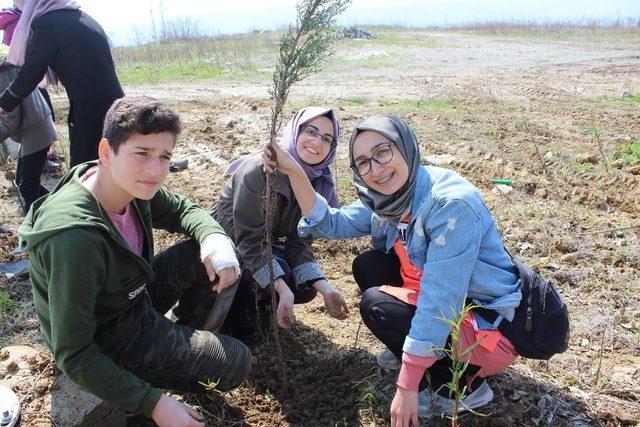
[225,107,340,208]
[0,7,21,47]
[7,0,80,86]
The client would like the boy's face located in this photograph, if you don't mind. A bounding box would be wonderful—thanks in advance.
[105,132,175,200]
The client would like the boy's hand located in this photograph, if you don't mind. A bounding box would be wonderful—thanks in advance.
[200,233,240,292]
[208,265,238,292]
[151,394,205,427]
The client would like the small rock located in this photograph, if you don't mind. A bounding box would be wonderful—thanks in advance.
[201,125,212,133]
[553,238,572,253]
[534,188,548,199]
[621,90,631,98]
[611,372,633,385]
[169,159,188,172]
[611,159,625,169]
[35,378,49,395]
[422,154,455,166]
[491,184,513,195]
[560,253,578,265]
[6,361,18,372]
[250,105,257,111]
[0,349,8,360]
[544,151,554,160]
[580,338,590,347]
[577,153,599,164]
[225,119,236,129]
[26,355,38,366]
[629,165,640,175]
[613,366,638,376]
[509,389,528,401]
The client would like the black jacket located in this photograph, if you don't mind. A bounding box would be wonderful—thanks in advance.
[0,9,123,112]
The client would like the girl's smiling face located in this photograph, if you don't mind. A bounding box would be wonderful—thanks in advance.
[351,130,409,195]
[295,116,334,165]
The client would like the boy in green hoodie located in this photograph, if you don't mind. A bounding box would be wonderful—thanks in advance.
[19,97,251,427]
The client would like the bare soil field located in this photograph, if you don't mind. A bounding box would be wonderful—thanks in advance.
[1,29,639,426]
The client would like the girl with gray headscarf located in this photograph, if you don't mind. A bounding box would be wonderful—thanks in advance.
[264,114,522,424]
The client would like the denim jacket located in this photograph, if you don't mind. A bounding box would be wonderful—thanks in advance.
[298,165,522,358]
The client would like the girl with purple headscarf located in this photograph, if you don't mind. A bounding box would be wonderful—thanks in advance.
[212,107,349,339]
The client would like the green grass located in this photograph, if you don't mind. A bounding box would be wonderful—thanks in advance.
[571,160,597,173]
[0,291,20,322]
[117,62,268,85]
[381,98,459,114]
[113,32,279,85]
[615,140,640,165]
[341,96,368,106]
[601,93,640,105]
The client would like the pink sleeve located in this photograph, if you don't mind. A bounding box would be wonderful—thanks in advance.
[396,352,438,391]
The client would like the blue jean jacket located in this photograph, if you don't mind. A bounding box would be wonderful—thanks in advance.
[299,165,522,358]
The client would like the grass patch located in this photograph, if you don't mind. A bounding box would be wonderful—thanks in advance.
[341,96,368,106]
[601,93,640,105]
[0,291,20,322]
[382,98,458,114]
[571,160,597,174]
[118,62,267,85]
[615,140,640,165]
[113,32,279,85]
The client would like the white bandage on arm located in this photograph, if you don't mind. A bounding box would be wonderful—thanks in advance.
[200,233,241,275]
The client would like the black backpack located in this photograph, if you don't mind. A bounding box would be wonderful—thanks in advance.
[476,257,570,360]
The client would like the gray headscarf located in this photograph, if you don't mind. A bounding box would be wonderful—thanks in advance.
[349,114,421,223]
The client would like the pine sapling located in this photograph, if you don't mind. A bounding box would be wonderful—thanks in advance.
[263,0,350,390]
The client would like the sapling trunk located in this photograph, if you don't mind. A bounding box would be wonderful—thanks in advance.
[262,0,350,390]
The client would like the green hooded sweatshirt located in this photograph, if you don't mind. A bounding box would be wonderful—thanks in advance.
[19,162,226,417]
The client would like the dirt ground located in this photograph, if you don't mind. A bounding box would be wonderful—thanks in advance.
[1,29,639,426]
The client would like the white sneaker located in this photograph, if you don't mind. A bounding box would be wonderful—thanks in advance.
[376,348,401,370]
[433,380,494,415]
[417,389,433,415]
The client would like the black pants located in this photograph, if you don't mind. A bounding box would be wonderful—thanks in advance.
[103,240,252,395]
[16,146,49,212]
[353,249,480,394]
[67,96,121,167]
[222,256,318,342]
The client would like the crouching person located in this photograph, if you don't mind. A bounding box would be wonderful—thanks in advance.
[18,97,251,426]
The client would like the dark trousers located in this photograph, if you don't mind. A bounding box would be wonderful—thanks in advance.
[104,240,251,394]
[353,249,480,394]
[67,97,120,167]
[16,146,49,211]
[222,257,318,341]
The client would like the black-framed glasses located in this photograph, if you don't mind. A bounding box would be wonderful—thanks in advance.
[301,126,335,147]
[350,144,394,176]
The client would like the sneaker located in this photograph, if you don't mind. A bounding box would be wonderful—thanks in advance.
[43,160,61,172]
[429,380,494,416]
[417,388,434,415]
[376,348,401,370]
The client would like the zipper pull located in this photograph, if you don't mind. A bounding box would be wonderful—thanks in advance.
[525,307,533,332]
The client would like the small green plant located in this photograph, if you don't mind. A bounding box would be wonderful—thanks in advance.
[615,140,640,165]
[435,303,482,427]
[356,370,387,421]
[588,123,609,174]
[197,377,220,392]
[0,291,20,321]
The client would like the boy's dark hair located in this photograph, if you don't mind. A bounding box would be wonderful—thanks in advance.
[102,97,182,153]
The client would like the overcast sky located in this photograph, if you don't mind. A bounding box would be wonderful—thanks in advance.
[71,0,640,45]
